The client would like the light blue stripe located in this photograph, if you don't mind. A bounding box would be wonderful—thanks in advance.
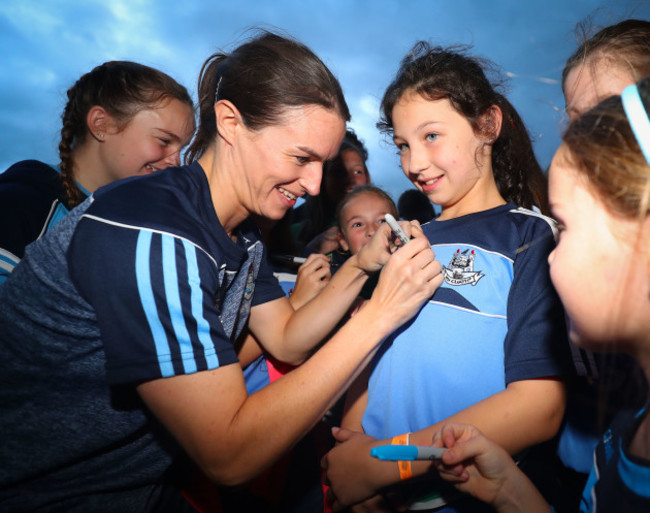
[0,253,18,268]
[135,231,174,377]
[622,84,650,165]
[46,203,71,232]
[182,239,220,368]
[162,235,197,374]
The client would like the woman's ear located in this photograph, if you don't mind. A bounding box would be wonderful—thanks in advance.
[214,100,243,146]
[86,106,111,142]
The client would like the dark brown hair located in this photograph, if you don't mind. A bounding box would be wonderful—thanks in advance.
[378,43,548,213]
[184,30,350,163]
[59,61,193,207]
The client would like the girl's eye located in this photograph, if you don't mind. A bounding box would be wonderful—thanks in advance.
[351,222,363,228]
[396,143,408,154]
[353,169,364,175]
[296,156,310,165]
[158,138,171,146]
[425,133,438,142]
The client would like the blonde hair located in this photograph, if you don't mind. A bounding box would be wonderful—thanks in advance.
[562,19,650,97]
[561,77,650,221]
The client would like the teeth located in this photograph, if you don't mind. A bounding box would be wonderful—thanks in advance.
[423,177,440,186]
[278,187,296,201]
[146,165,156,172]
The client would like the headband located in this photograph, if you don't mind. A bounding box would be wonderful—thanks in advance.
[621,83,650,165]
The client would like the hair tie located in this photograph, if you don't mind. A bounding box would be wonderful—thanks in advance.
[621,84,650,165]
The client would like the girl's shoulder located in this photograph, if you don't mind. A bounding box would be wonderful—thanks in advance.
[0,160,64,197]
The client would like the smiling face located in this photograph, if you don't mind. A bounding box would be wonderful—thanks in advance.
[97,98,195,187]
[236,104,346,221]
[338,191,395,255]
[391,92,499,220]
[547,144,650,351]
[564,59,635,121]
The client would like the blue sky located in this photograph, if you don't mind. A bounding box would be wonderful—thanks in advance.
[1,0,648,201]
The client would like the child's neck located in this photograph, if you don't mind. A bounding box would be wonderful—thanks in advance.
[437,189,506,221]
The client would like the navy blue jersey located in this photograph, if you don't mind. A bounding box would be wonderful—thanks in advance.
[580,401,650,512]
[0,161,283,511]
[70,162,284,385]
[361,203,575,512]
[0,160,75,282]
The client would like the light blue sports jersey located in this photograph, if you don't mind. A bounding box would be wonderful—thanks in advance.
[362,203,574,512]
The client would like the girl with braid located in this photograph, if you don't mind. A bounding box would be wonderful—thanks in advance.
[0,60,195,283]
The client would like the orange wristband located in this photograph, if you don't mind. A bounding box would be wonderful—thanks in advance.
[391,433,412,480]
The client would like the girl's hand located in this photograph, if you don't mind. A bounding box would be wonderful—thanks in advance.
[289,253,331,309]
[306,226,341,254]
[322,427,389,510]
[433,424,550,513]
[364,225,443,330]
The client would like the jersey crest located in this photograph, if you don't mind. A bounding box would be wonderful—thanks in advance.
[442,248,484,286]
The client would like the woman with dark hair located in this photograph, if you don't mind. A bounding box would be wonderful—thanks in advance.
[0,31,441,512]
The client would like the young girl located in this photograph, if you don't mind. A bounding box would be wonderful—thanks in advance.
[563,19,650,121]
[0,60,196,283]
[322,44,574,512]
[434,77,650,513]
[556,17,650,491]
[234,185,400,512]
[0,31,442,512]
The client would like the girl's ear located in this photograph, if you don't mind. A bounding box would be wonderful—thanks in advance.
[214,99,243,146]
[338,229,350,252]
[86,106,112,142]
[481,105,503,144]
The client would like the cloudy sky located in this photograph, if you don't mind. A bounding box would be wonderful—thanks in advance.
[1,0,648,201]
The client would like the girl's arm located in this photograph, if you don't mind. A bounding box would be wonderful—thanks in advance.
[323,377,566,508]
[247,222,413,365]
[236,252,332,368]
[137,231,443,486]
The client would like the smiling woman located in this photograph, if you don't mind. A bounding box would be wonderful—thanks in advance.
[0,29,443,512]
[0,60,196,283]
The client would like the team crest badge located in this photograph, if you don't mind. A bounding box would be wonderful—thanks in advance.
[442,249,484,286]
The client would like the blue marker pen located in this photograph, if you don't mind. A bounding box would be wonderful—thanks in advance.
[370,445,445,461]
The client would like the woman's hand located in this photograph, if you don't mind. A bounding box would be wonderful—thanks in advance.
[363,224,443,331]
[289,253,331,309]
